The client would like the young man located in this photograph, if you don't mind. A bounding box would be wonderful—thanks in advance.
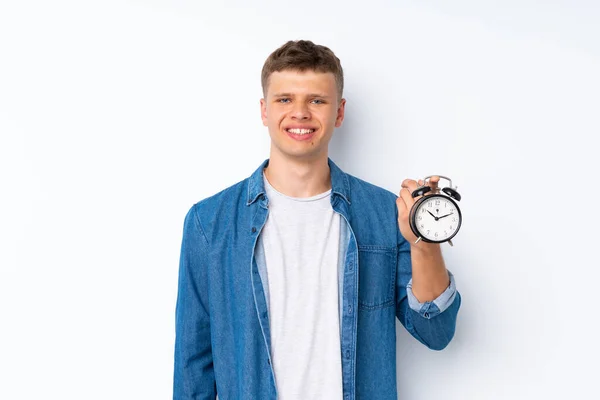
[173,40,461,400]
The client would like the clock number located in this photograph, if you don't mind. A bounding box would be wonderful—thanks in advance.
[435,200,440,206]
[428,202,432,208]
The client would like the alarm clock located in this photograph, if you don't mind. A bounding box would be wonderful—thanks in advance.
[409,175,462,246]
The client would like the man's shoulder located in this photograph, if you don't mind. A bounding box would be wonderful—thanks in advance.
[343,171,401,248]
[344,171,398,205]
[191,176,250,217]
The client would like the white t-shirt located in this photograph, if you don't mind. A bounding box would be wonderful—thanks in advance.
[259,171,343,400]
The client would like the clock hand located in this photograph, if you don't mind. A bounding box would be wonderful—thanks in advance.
[427,210,437,220]
[438,213,454,219]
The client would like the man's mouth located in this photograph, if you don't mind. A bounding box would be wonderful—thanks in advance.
[285,128,316,135]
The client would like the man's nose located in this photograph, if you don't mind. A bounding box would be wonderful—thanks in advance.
[291,102,310,120]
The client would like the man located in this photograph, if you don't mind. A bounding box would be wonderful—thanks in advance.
[173,39,461,400]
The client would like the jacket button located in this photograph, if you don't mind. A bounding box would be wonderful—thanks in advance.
[252,227,256,233]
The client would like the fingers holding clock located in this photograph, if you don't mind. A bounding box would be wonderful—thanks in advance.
[396,187,411,217]
[428,175,440,193]
[397,176,441,214]
[415,176,440,197]
[397,179,420,244]
[397,179,417,216]
[401,178,420,193]
[401,179,420,201]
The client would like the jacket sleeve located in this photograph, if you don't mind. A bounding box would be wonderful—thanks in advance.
[395,237,461,351]
[173,204,217,399]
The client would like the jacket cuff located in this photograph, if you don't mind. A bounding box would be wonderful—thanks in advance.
[406,271,457,319]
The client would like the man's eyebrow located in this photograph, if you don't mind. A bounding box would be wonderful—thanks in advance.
[272,92,331,98]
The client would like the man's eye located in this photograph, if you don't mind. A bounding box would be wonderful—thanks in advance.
[278,98,291,103]
[311,99,325,104]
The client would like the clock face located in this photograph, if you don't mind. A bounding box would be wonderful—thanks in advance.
[412,195,461,242]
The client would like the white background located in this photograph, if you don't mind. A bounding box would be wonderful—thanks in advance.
[1,1,599,399]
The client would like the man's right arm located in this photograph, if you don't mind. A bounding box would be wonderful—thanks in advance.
[173,204,217,400]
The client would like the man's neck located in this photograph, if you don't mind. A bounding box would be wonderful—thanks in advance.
[263,152,332,198]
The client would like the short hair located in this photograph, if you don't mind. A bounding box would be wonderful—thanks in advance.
[261,40,344,102]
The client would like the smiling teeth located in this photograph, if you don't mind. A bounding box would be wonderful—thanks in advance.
[287,128,314,135]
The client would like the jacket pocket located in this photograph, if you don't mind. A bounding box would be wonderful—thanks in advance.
[357,245,396,309]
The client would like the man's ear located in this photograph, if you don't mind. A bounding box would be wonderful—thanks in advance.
[260,98,268,127]
[335,98,346,128]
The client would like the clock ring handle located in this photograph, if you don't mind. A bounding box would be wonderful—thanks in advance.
[422,175,454,189]
[421,175,461,201]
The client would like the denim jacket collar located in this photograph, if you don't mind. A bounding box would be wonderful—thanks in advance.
[246,157,352,206]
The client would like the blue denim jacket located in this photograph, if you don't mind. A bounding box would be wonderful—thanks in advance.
[174,158,461,400]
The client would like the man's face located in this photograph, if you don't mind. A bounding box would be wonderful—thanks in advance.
[260,69,346,162]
